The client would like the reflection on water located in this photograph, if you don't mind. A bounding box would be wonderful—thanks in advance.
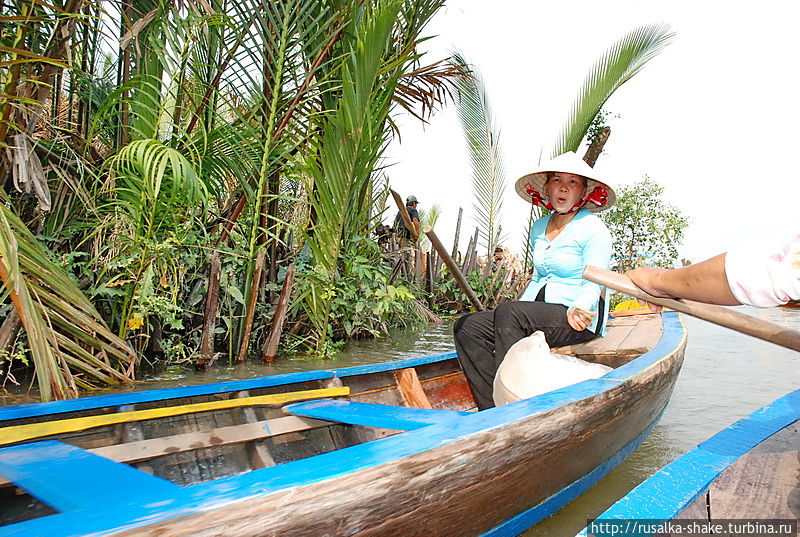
[0,308,796,536]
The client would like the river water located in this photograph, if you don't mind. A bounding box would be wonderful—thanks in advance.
[1,307,797,535]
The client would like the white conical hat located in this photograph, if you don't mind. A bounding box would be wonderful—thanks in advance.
[514,151,616,213]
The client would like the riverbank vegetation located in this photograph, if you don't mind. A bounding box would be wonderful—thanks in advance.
[0,0,464,399]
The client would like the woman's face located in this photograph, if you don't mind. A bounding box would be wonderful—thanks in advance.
[545,172,587,214]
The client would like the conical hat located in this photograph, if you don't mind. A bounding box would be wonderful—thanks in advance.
[514,151,616,213]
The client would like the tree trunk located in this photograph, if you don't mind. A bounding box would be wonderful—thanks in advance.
[236,249,266,363]
[451,207,463,259]
[582,126,611,168]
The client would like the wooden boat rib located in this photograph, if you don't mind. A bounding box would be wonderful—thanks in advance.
[578,389,799,537]
[0,312,687,537]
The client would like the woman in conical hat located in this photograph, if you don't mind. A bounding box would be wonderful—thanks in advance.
[453,151,616,410]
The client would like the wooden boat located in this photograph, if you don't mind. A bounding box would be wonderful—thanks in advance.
[0,312,686,537]
[579,389,799,537]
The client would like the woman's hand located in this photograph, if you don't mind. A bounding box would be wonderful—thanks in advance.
[566,307,594,331]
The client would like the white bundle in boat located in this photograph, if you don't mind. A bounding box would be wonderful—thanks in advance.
[493,331,613,406]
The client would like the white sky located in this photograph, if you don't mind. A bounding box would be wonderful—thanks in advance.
[384,0,799,263]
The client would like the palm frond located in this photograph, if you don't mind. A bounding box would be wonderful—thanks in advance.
[551,23,674,157]
[0,201,135,401]
[301,0,417,352]
[452,51,506,258]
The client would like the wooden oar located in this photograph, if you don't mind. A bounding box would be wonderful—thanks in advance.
[0,387,350,446]
[583,265,800,352]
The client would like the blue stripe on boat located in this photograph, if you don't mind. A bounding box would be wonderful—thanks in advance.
[0,351,458,422]
[577,389,800,535]
[0,440,180,512]
[285,399,471,430]
[0,314,685,537]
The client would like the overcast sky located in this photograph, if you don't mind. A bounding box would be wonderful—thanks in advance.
[384,0,799,263]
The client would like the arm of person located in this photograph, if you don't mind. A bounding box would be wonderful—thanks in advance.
[626,254,740,306]
[568,221,612,331]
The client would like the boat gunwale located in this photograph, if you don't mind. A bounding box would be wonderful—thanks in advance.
[0,313,687,537]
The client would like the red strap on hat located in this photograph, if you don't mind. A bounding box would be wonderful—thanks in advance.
[525,183,609,214]
[524,183,554,211]
[582,185,608,209]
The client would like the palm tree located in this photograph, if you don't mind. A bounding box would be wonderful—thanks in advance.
[299,0,450,354]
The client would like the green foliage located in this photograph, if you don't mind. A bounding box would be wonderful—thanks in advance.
[433,267,515,314]
[0,0,454,396]
[601,177,689,272]
[417,203,441,251]
[452,52,506,258]
[551,24,674,158]
[300,0,446,354]
[0,200,136,400]
[295,235,421,355]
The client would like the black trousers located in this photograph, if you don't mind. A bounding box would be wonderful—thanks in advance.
[453,297,599,410]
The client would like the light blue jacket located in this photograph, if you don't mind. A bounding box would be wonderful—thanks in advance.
[519,208,612,335]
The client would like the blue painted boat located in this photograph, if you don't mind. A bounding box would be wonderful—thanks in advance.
[0,312,685,536]
[579,389,799,537]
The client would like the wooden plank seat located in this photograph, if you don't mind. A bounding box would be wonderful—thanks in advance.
[0,440,180,512]
[284,399,471,431]
[553,313,663,367]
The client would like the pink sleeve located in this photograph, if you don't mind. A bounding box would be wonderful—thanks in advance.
[724,232,800,307]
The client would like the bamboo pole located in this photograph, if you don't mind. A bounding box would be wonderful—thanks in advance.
[261,264,296,364]
[424,226,484,311]
[388,257,404,285]
[425,251,435,309]
[464,227,479,275]
[583,265,800,353]
[461,229,475,272]
[430,248,439,283]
